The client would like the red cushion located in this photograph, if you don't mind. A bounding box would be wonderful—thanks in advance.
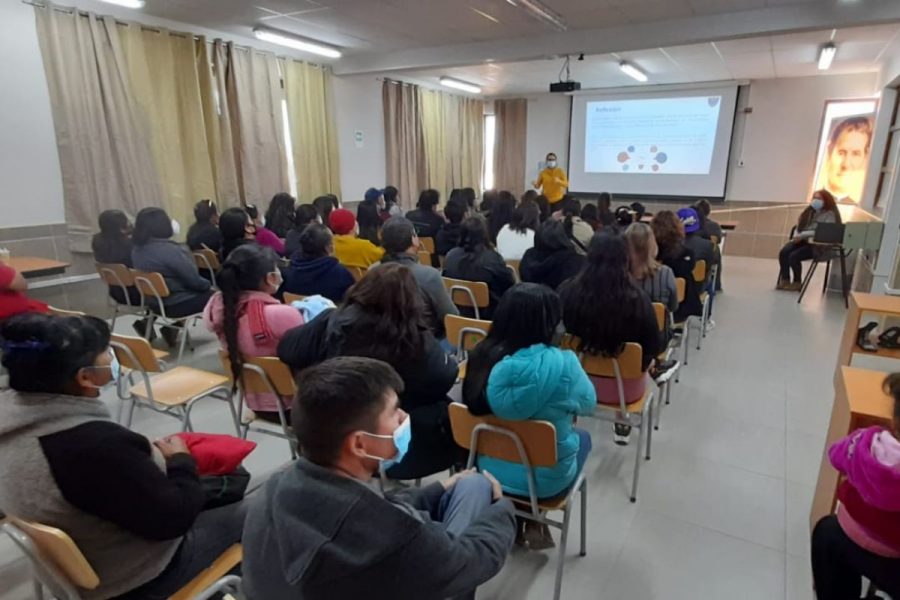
[174,433,257,475]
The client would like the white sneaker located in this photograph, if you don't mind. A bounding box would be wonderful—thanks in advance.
[704,319,716,334]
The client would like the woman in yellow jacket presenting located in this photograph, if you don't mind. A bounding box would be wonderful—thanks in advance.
[533,152,569,206]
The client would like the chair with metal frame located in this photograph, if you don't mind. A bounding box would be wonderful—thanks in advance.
[651,302,680,430]
[111,333,237,434]
[419,236,436,254]
[131,270,202,363]
[417,250,432,266]
[95,263,146,331]
[444,314,491,381]
[567,340,654,502]
[193,249,221,289]
[671,276,691,377]
[442,277,490,320]
[218,352,298,458]
[797,222,851,308]
[1,518,242,600]
[505,259,521,283]
[448,402,587,600]
[689,259,711,350]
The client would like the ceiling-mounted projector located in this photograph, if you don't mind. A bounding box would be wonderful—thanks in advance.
[550,81,581,93]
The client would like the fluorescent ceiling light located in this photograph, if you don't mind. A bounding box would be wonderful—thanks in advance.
[818,43,837,71]
[619,61,648,82]
[505,0,567,31]
[253,27,342,59]
[440,77,482,94]
[98,0,145,8]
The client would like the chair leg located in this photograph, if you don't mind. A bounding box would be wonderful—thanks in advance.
[226,393,240,436]
[645,408,653,461]
[666,376,673,405]
[553,506,573,600]
[797,260,819,304]
[682,326,690,367]
[630,423,645,503]
[33,579,44,600]
[579,480,587,557]
[176,322,190,363]
[821,259,832,295]
[654,384,666,431]
[839,252,849,309]
[110,305,119,333]
[695,316,703,351]
[125,398,137,428]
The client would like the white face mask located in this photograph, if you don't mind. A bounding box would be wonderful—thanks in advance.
[547,160,557,169]
[171,219,181,236]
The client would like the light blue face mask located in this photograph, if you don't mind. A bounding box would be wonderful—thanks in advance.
[811,198,824,211]
[362,417,412,470]
[84,350,120,388]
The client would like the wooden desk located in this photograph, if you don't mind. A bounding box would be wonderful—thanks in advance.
[810,366,894,529]
[5,257,70,279]
[834,292,900,382]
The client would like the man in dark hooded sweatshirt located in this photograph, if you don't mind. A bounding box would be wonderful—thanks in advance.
[241,356,517,600]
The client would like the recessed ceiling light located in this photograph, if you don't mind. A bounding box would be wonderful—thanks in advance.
[98,0,145,8]
[253,26,342,59]
[439,76,482,94]
[818,42,837,70]
[619,61,648,82]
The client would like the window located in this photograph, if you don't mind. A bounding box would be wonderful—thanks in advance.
[483,114,496,191]
[282,98,298,198]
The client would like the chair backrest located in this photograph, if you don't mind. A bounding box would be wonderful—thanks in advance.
[448,402,557,467]
[444,314,491,352]
[573,341,645,379]
[96,262,135,288]
[442,277,490,308]
[132,270,171,299]
[218,351,297,397]
[505,259,521,280]
[813,222,845,245]
[48,306,86,318]
[692,259,706,284]
[282,292,307,305]
[194,248,221,271]
[675,277,686,304]
[417,250,431,266]
[419,236,435,254]
[652,303,665,332]
[111,333,163,373]
[5,518,100,590]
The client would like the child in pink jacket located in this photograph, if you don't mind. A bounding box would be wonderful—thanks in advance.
[811,373,900,599]
[203,244,302,423]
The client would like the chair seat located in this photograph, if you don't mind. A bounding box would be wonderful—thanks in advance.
[510,493,570,511]
[130,366,230,406]
[594,388,652,414]
[151,348,169,361]
[169,544,242,600]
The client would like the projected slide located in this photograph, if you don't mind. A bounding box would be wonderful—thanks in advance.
[585,96,722,175]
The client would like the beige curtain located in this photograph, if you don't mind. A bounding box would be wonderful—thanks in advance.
[282,59,341,201]
[118,26,217,232]
[453,95,485,196]
[419,87,484,200]
[34,5,161,233]
[420,89,449,199]
[383,81,426,210]
[493,99,528,195]
[226,45,288,207]
[197,39,241,208]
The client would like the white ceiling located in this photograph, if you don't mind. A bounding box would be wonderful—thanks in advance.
[403,23,900,95]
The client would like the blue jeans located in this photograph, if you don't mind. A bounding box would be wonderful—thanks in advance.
[433,473,493,538]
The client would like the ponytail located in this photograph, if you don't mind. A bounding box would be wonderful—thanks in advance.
[217,263,243,394]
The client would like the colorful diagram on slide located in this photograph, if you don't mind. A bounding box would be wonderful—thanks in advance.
[617,145,668,172]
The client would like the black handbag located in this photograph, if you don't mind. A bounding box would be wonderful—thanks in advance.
[200,466,250,509]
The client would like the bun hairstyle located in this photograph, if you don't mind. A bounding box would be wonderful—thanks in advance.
[0,313,110,393]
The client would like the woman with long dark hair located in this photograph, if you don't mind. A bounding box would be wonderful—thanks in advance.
[382,186,402,220]
[405,189,445,239]
[487,191,516,244]
[278,263,460,478]
[520,220,586,290]
[246,203,286,256]
[777,189,841,291]
[560,232,661,444]
[219,207,258,261]
[264,193,297,239]
[558,196,593,253]
[284,204,321,258]
[356,197,383,247]
[651,210,700,322]
[496,200,539,260]
[186,199,223,252]
[204,244,303,423]
[313,195,340,225]
[443,217,515,319]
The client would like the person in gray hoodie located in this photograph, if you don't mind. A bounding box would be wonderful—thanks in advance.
[380,216,459,339]
[242,356,517,600]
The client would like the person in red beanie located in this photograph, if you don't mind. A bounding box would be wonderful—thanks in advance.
[328,208,384,270]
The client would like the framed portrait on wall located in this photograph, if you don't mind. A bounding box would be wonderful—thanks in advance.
[811,99,878,204]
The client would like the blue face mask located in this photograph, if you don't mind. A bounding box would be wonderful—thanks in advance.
[84,350,120,388]
[811,198,824,211]
[362,417,412,470]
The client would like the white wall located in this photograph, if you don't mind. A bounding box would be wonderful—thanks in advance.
[332,75,386,203]
[0,1,65,228]
[727,73,879,203]
[524,94,571,191]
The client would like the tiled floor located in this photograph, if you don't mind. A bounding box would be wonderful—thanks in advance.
[0,256,852,600]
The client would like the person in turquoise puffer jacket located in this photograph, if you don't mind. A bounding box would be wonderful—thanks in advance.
[463,283,596,501]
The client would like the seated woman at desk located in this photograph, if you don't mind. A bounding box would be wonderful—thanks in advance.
[811,371,900,600]
[776,190,840,292]
[0,263,48,321]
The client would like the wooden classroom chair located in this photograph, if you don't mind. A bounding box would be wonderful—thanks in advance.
[442,277,490,320]
[282,292,307,305]
[193,249,221,289]
[95,263,146,330]
[448,402,587,600]
[131,270,201,363]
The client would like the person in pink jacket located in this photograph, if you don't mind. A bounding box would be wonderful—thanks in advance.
[245,203,286,256]
[203,244,302,423]
[811,372,900,599]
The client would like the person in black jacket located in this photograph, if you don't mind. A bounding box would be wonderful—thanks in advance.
[435,197,467,258]
[652,210,700,323]
[284,204,321,259]
[218,207,258,261]
[520,220,586,291]
[443,218,515,319]
[406,189,445,239]
[0,313,247,600]
[264,192,297,239]
[282,223,355,303]
[679,207,717,328]
[278,263,461,479]
[186,199,223,253]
